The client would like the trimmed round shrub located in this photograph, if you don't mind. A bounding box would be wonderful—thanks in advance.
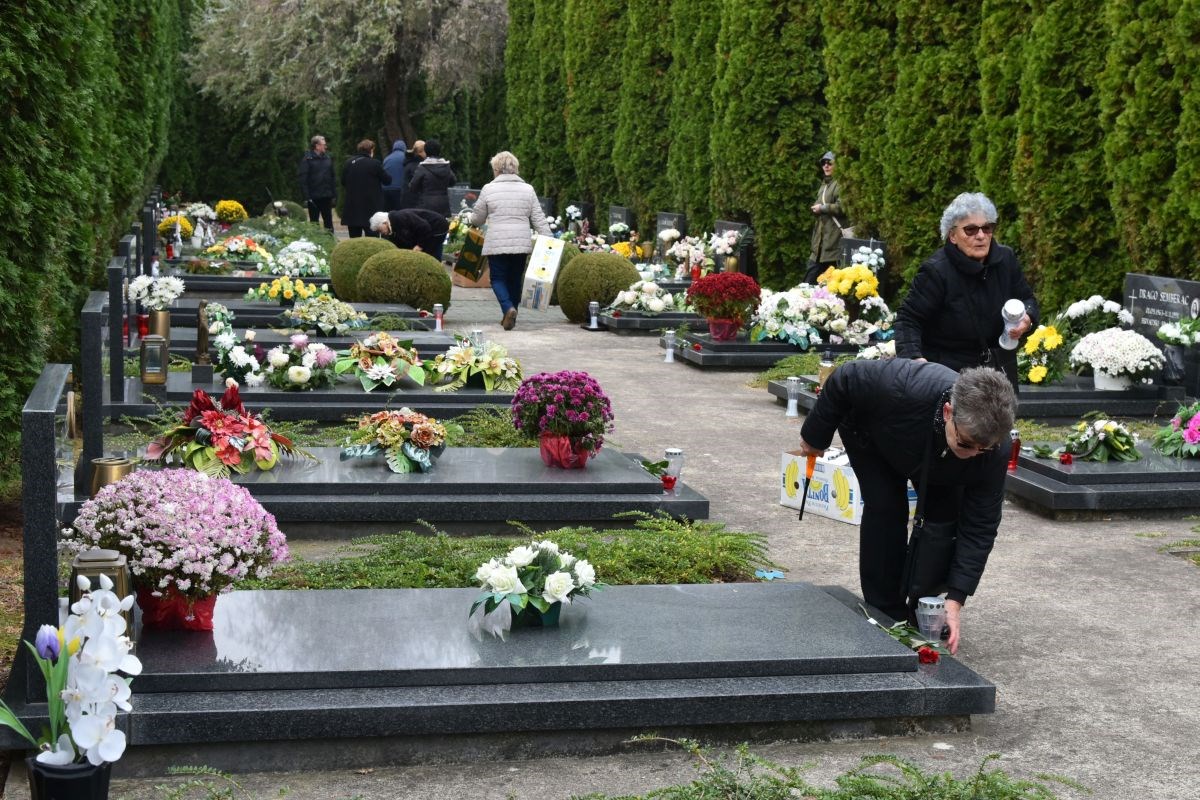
[330,238,397,301]
[556,252,639,322]
[261,200,308,220]
[357,249,452,311]
[550,243,582,306]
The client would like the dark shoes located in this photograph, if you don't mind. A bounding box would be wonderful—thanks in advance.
[502,308,517,330]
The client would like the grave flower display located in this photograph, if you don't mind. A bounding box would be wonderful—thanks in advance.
[1018,324,1066,385]
[214,199,248,224]
[857,340,896,360]
[749,285,837,350]
[1059,294,1134,337]
[687,272,761,340]
[470,540,600,633]
[341,408,454,473]
[608,222,631,240]
[65,469,289,631]
[203,235,274,267]
[512,370,614,469]
[1151,401,1200,458]
[281,295,369,335]
[848,245,886,274]
[1156,318,1200,386]
[610,239,646,261]
[146,384,307,476]
[708,229,745,257]
[1033,414,1142,463]
[607,280,688,315]
[0,574,141,776]
[127,275,185,311]
[1068,327,1164,389]
[184,202,217,224]
[263,336,337,391]
[156,214,194,241]
[244,276,327,304]
[208,304,265,387]
[335,331,426,391]
[427,339,522,393]
[265,238,329,277]
[667,235,713,279]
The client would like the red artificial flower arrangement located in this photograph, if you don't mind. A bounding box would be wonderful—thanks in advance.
[146,384,308,477]
[686,272,761,323]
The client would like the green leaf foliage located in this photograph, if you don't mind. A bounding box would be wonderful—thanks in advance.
[531,0,574,202]
[505,0,539,178]
[711,0,827,289]
[613,0,674,233]
[1165,3,1200,272]
[665,0,719,230]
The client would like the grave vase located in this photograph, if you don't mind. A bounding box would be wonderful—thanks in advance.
[137,587,217,631]
[538,432,594,469]
[722,254,739,273]
[1092,371,1133,391]
[26,757,112,800]
[706,318,741,341]
[147,309,171,342]
[510,601,562,629]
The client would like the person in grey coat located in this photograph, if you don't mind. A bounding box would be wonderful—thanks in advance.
[469,151,551,330]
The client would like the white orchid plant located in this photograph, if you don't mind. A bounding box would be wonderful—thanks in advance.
[607,280,690,314]
[470,540,600,634]
[128,275,186,311]
[0,575,141,766]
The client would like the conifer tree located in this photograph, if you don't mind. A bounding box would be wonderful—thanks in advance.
[711,0,826,289]
[1165,0,1200,275]
[532,0,573,201]
[665,0,719,230]
[505,0,538,179]
[563,0,624,213]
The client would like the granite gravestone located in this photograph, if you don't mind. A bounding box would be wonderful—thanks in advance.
[538,196,555,219]
[1123,273,1200,339]
[447,186,482,214]
[608,206,636,233]
[656,212,687,238]
[565,200,595,231]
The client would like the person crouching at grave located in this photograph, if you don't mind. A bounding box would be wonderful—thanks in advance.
[469,151,551,330]
[893,192,1038,394]
[796,359,1016,655]
[369,209,450,263]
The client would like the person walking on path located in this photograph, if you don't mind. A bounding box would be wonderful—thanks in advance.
[341,139,391,238]
[382,139,407,211]
[370,209,450,262]
[298,135,337,232]
[804,151,844,284]
[408,139,457,217]
[797,359,1016,655]
[469,150,550,330]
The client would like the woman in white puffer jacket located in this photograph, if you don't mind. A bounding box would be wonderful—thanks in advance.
[470,151,551,330]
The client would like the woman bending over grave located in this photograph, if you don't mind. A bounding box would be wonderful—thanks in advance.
[370,209,450,263]
[469,151,551,330]
[797,361,1017,655]
[893,192,1039,394]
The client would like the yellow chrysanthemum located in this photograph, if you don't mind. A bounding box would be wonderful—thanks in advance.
[1028,365,1047,384]
[268,287,279,298]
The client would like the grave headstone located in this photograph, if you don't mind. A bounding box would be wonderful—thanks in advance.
[656,211,687,238]
[447,186,482,214]
[538,196,555,219]
[840,236,887,267]
[713,219,756,280]
[1122,273,1200,340]
[608,205,636,232]
[566,200,595,231]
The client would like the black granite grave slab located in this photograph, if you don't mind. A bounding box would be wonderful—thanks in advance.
[765,375,1185,421]
[166,326,456,359]
[57,447,710,526]
[599,310,702,333]
[666,331,858,368]
[166,298,430,328]
[169,269,309,295]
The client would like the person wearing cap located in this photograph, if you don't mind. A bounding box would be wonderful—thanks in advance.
[382,139,408,211]
[804,150,844,284]
[797,359,1017,654]
[894,192,1039,393]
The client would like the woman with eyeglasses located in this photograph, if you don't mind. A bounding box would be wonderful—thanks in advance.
[894,192,1039,392]
[797,360,1017,654]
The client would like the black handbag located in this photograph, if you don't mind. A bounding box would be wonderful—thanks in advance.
[902,437,958,602]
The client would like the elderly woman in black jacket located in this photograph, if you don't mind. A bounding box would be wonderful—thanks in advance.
[894,192,1038,392]
[798,359,1017,654]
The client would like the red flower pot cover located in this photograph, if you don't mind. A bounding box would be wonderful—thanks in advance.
[706,318,741,341]
[137,588,217,631]
[539,432,595,469]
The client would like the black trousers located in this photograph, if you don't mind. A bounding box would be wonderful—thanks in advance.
[347,227,379,239]
[841,429,961,622]
[307,197,334,231]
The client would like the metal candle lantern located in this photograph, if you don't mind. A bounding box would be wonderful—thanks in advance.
[663,329,676,363]
[89,457,135,497]
[588,301,600,330]
[140,334,168,385]
[662,448,684,495]
[433,303,444,331]
[69,548,135,635]
[785,376,802,418]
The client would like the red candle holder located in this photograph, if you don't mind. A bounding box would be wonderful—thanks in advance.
[661,474,677,493]
[136,313,150,338]
[690,264,701,281]
[1059,452,1073,465]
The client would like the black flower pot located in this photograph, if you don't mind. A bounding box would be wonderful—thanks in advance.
[26,757,112,800]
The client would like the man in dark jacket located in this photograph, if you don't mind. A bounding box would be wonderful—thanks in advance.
[382,139,407,211]
[369,209,450,262]
[798,359,1016,654]
[341,139,391,238]
[407,139,457,217]
[298,135,337,231]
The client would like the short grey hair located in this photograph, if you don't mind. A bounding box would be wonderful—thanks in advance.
[939,192,998,239]
[369,211,390,232]
[490,151,520,175]
[951,367,1016,448]
[310,135,325,148]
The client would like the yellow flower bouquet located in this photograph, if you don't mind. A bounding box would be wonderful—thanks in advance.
[157,215,194,240]
[1018,324,1066,385]
[215,199,249,224]
[244,276,329,305]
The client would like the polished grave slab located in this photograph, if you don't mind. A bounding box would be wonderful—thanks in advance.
[598,310,702,334]
[166,298,431,327]
[115,582,993,747]
[165,326,456,359]
[665,331,857,368]
[58,447,710,527]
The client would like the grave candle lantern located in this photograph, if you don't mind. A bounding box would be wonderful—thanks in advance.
[140,334,168,385]
[662,448,684,495]
[785,376,802,418]
[588,301,600,330]
[663,329,676,363]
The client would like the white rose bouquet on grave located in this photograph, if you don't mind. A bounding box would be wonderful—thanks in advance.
[607,280,689,315]
[266,239,329,277]
[1058,294,1134,337]
[128,275,186,311]
[750,285,854,350]
[263,335,338,391]
[470,540,601,633]
[1069,327,1164,383]
[1156,318,1200,347]
[281,295,369,336]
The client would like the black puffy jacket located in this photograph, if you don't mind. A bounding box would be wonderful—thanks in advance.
[408,159,457,216]
[297,150,337,202]
[341,155,391,228]
[386,209,450,251]
[800,358,1007,601]
[894,242,1039,390]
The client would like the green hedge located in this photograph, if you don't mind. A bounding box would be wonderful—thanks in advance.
[505,0,538,183]
[665,0,719,231]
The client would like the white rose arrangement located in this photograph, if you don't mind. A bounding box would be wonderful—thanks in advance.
[607,280,691,314]
[470,540,601,634]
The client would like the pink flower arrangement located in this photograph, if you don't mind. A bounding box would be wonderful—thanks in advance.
[511,371,614,452]
[66,469,289,599]
[1153,402,1200,458]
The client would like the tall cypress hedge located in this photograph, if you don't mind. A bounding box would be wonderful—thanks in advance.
[612,0,674,233]
[1100,0,1176,278]
[1165,0,1200,273]
[665,0,719,230]
[1013,0,1122,312]
[882,2,983,288]
[711,0,826,289]
[531,0,573,203]
[504,0,538,179]
[562,0,624,215]
[820,0,896,247]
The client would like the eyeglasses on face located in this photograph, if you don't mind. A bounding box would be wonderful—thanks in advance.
[952,414,998,453]
[959,223,996,237]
